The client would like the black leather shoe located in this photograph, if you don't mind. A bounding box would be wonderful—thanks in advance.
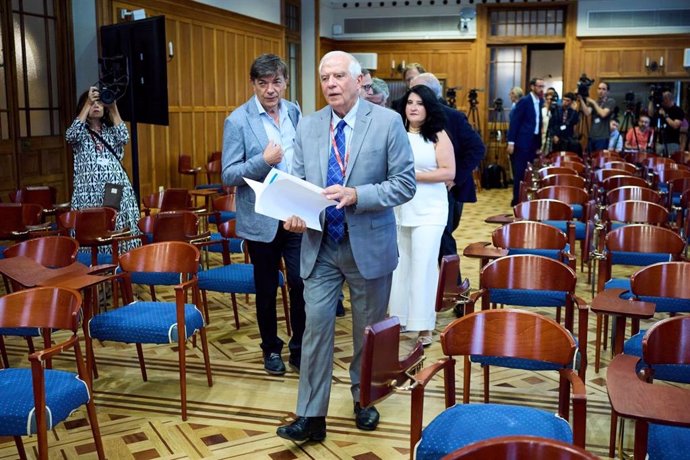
[354,402,379,431]
[276,416,326,442]
[288,354,300,373]
[264,353,286,375]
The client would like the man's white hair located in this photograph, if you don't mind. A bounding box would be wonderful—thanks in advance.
[411,72,442,99]
[319,51,362,79]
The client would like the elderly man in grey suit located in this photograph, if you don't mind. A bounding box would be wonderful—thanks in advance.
[222,54,305,376]
[276,51,416,442]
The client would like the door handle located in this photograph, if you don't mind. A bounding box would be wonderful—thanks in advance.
[21,139,31,151]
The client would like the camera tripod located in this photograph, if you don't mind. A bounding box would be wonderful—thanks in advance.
[617,108,636,151]
[467,97,481,136]
[488,104,505,163]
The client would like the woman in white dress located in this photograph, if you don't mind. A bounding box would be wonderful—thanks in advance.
[389,85,455,346]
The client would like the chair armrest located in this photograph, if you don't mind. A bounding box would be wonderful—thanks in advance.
[29,334,78,363]
[560,368,587,448]
[465,289,484,313]
[174,277,197,294]
[87,264,118,275]
[414,358,454,387]
[188,232,211,244]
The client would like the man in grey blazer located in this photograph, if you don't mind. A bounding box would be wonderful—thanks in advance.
[277,51,416,441]
[222,54,304,375]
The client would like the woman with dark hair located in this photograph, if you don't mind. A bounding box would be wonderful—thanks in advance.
[65,86,140,252]
[389,84,455,346]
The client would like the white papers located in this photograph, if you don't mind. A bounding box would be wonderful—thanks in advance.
[244,168,337,231]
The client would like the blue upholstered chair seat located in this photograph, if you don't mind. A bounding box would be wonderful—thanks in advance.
[543,220,586,240]
[604,278,632,293]
[611,251,673,266]
[416,403,572,460]
[571,204,583,219]
[0,327,40,337]
[208,211,236,225]
[130,271,182,286]
[198,264,284,294]
[488,288,567,307]
[76,252,113,267]
[206,232,244,254]
[648,423,690,460]
[89,301,204,344]
[195,183,222,192]
[507,247,566,260]
[0,368,89,436]
[623,332,690,384]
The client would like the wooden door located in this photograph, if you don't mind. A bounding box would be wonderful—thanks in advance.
[0,0,73,203]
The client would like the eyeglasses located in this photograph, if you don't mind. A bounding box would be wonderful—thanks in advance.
[361,84,373,91]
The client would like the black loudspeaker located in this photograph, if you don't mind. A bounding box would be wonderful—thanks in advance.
[100,16,169,126]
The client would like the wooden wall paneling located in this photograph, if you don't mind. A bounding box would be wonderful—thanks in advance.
[599,50,621,78]
[666,48,687,77]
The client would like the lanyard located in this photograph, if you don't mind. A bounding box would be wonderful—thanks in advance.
[330,122,349,176]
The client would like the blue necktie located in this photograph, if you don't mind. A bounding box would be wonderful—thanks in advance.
[325,120,346,243]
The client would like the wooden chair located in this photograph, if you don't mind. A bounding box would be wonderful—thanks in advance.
[492,220,576,271]
[435,255,470,317]
[197,159,222,191]
[0,203,48,244]
[600,175,650,196]
[87,241,213,420]
[602,160,638,175]
[58,207,130,266]
[444,436,599,460]
[359,316,425,457]
[670,150,690,166]
[538,166,578,178]
[142,188,194,216]
[606,186,663,205]
[411,309,587,458]
[12,186,68,223]
[195,220,290,330]
[0,287,104,460]
[541,174,587,189]
[593,224,686,372]
[178,154,201,187]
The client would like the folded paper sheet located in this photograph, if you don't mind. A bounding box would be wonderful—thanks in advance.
[244,169,337,231]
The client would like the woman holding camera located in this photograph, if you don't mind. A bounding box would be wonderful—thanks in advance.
[65,86,140,252]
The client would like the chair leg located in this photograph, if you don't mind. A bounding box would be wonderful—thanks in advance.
[26,336,35,354]
[595,313,602,373]
[13,436,27,460]
[463,356,471,404]
[135,343,148,381]
[200,328,213,387]
[0,336,9,368]
[556,305,562,324]
[149,285,157,301]
[280,284,292,336]
[200,290,210,324]
[179,337,187,421]
[483,365,490,403]
[609,410,619,458]
[231,293,240,330]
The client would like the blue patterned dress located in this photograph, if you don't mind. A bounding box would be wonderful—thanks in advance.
[65,119,140,252]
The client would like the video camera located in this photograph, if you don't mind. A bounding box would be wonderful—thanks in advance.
[492,97,503,112]
[648,84,668,109]
[576,73,595,99]
[467,88,483,106]
[98,56,129,105]
[624,91,636,111]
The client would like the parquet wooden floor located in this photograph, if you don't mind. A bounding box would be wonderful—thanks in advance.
[0,187,681,459]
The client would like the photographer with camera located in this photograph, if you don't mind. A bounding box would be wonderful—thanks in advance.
[649,90,684,156]
[65,86,140,251]
[578,79,615,152]
[547,92,580,155]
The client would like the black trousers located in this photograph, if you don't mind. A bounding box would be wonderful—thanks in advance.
[247,226,305,358]
[438,191,464,279]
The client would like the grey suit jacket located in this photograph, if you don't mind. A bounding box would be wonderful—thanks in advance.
[293,101,416,280]
[221,96,300,242]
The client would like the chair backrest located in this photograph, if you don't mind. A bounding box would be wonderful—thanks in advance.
[208,151,222,163]
[643,315,690,368]
[492,221,568,250]
[205,159,221,183]
[536,185,589,206]
[160,188,192,212]
[152,211,199,242]
[360,316,424,408]
[513,199,573,222]
[119,241,200,274]
[656,167,690,185]
[606,186,662,205]
[218,219,239,239]
[479,254,576,293]
[0,203,29,235]
[538,166,577,179]
[0,286,82,332]
[671,150,690,165]
[603,161,638,175]
[605,224,684,256]
[67,207,117,246]
[444,435,599,460]
[601,175,650,192]
[3,236,79,268]
[631,261,690,301]
[212,193,236,213]
[643,156,676,170]
[605,200,669,226]
[541,174,587,189]
[441,308,576,367]
[15,186,57,211]
[435,255,470,312]
[594,168,633,184]
[178,154,195,173]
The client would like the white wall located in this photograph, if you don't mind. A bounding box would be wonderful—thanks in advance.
[301,0,317,115]
[577,0,690,36]
[192,0,281,24]
[71,0,99,96]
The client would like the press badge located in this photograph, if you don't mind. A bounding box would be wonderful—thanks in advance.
[560,125,566,131]
[594,118,601,124]
[96,157,109,166]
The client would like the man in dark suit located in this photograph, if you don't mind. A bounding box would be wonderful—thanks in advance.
[507,77,545,206]
[222,54,305,376]
[410,73,485,268]
[276,51,415,442]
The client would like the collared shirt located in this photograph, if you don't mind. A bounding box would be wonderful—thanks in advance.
[531,92,541,135]
[254,96,296,173]
[329,98,360,164]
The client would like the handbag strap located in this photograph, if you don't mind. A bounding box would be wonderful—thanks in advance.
[88,127,119,159]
